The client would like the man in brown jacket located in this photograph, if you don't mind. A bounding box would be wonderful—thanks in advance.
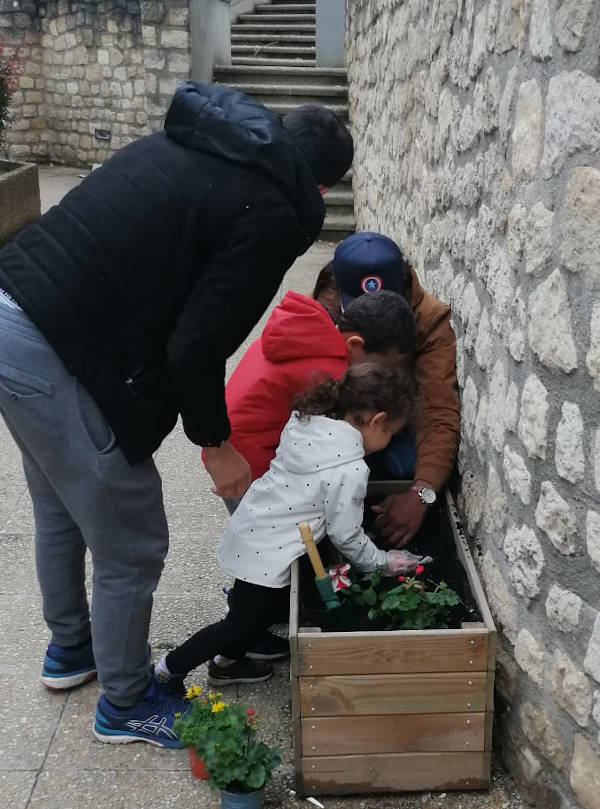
[331,232,460,546]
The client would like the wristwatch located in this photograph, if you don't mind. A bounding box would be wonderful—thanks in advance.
[412,484,437,507]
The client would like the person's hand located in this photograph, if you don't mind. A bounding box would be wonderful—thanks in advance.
[384,549,425,576]
[203,441,251,499]
[372,481,434,547]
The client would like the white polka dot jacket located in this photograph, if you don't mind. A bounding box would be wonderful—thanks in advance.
[217,413,388,587]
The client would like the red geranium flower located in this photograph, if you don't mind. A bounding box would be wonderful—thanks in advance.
[415,564,425,576]
[397,576,405,582]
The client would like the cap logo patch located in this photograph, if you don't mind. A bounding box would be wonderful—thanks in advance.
[361,275,383,293]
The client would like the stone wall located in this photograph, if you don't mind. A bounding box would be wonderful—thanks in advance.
[347,1,600,807]
[0,0,191,165]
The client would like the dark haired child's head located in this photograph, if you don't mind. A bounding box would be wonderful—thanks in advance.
[339,289,416,368]
[293,362,418,454]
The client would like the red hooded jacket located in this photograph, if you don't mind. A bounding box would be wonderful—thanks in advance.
[225,291,348,480]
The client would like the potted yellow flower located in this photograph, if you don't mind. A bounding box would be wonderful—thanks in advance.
[177,695,281,809]
[174,687,227,780]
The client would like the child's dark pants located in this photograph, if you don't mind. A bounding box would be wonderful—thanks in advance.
[165,579,290,676]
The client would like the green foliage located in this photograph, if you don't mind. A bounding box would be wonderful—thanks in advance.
[341,568,461,630]
[174,692,280,794]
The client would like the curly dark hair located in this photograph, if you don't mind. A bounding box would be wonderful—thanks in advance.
[293,361,418,428]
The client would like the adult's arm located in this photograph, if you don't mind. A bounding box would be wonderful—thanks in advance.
[167,204,303,449]
[413,305,460,492]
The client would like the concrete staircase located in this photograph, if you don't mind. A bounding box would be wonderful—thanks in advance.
[214,0,355,241]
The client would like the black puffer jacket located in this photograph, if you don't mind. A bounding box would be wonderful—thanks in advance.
[0,83,325,463]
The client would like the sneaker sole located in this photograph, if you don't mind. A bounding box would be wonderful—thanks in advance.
[41,670,97,690]
[245,650,290,661]
[207,671,274,687]
[92,724,183,749]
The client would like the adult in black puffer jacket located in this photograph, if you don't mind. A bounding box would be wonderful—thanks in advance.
[0,82,352,744]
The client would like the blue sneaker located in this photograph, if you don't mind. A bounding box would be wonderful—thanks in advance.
[93,677,189,748]
[41,639,97,690]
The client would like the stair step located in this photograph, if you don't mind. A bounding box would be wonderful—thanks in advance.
[323,189,354,206]
[232,44,316,55]
[232,32,315,42]
[220,82,347,97]
[232,24,315,33]
[320,212,356,239]
[255,3,315,10]
[263,100,349,117]
[231,56,317,66]
[238,13,315,23]
[214,64,346,86]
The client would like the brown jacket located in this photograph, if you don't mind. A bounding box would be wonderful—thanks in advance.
[408,267,460,491]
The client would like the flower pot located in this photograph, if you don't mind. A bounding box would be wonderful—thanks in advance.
[219,788,264,809]
[187,747,209,780]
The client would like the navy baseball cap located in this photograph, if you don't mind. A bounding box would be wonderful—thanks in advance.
[333,232,408,310]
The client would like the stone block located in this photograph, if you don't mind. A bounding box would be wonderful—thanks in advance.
[143,48,165,71]
[542,70,600,177]
[555,402,585,483]
[511,79,543,181]
[571,734,600,809]
[587,304,600,392]
[535,481,577,555]
[461,469,485,533]
[140,1,165,23]
[525,201,553,276]
[530,0,554,59]
[587,511,600,575]
[551,648,592,726]
[168,7,189,27]
[546,583,582,633]
[168,53,190,75]
[505,382,519,433]
[520,701,568,770]
[584,615,600,683]
[503,523,544,599]
[474,306,492,370]
[461,375,478,444]
[141,24,156,45]
[159,78,179,97]
[97,49,109,66]
[469,6,488,77]
[508,290,526,363]
[481,551,519,642]
[562,166,600,287]
[515,628,545,685]
[503,446,532,505]
[556,0,595,51]
[161,29,189,50]
[483,464,507,539]
[487,359,508,453]
[518,375,548,460]
[528,269,578,373]
[473,393,488,461]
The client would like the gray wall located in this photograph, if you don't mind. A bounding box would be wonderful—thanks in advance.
[189,0,230,81]
[347,1,600,808]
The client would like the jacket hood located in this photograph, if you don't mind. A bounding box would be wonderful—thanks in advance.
[164,82,325,244]
[275,413,364,475]
[261,291,348,363]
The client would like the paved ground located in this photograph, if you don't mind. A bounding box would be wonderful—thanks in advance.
[0,167,528,809]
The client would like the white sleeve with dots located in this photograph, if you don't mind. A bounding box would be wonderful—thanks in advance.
[323,465,388,572]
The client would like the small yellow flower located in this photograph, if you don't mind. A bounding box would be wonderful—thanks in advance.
[174,712,181,718]
[211,700,226,713]
[185,684,203,699]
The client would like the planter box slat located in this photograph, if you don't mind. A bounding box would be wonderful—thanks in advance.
[289,489,496,795]
[296,630,488,676]
[300,751,492,794]
[301,712,486,755]
[299,672,488,716]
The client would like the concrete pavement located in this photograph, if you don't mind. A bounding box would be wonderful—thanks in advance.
[0,167,527,809]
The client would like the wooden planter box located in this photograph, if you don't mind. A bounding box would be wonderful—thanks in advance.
[0,160,41,247]
[289,489,496,796]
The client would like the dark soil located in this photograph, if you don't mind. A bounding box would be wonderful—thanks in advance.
[299,494,482,632]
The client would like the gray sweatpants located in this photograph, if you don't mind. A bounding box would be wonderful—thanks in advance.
[0,302,169,706]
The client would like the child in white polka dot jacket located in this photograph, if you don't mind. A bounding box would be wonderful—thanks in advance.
[155,362,424,692]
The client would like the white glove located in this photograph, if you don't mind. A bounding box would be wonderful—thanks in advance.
[384,549,427,576]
